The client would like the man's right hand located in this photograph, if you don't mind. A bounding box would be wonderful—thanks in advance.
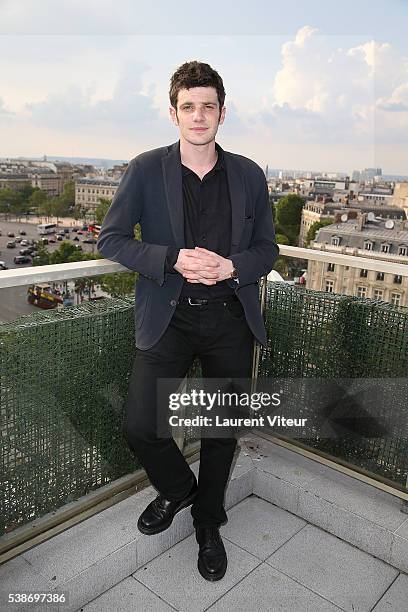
[174,249,220,285]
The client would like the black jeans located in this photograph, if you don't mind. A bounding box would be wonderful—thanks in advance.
[123,296,254,528]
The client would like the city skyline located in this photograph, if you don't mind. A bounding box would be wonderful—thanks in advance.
[1,0,407,174]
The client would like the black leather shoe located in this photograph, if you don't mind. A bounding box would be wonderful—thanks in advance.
[196,526,227,581]
[137,476,198,535]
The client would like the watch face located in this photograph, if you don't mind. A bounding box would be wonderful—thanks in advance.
[231,267,238,279]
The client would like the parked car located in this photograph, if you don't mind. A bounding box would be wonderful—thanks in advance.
[82,237,96,244]
[63,228,70,234]
[74,245,83,251]
[15,236,23,243]
[20,239,29,246]
[0,230,2,236]
[0,260,8,270]
[73,236,79,241]
[14,255,31,264]
[19,230,27,235]
[7,232,15,237]
[7,241,16,248]
[40,238,49,245]
[48,238,56,243]
[56,235,64,241]
[19,248,32,255]
[71,227,78,233]
[82,225,88,231]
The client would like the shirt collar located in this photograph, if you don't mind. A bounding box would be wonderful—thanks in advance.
[181,142,225,176]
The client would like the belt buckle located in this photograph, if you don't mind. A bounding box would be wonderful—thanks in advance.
[188,297,206,306]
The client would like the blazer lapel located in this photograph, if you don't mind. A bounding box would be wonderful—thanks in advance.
[162,141,185,248]
[221,145,246,254]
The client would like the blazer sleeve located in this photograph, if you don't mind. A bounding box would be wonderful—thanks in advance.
[96,158,169,286]
[227,171,279,288]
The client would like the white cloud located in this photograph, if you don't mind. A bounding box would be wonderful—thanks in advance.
[25,62,160,132]
[260,26,408,147]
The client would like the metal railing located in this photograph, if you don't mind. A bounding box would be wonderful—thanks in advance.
[1,245,408,290]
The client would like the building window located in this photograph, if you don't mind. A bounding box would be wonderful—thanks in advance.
[360,269,368,278]
[364,241,373,251]
[325,280,334,293]
[394,275,402,284]
[331,236,340,246]
[381,243,390,253]
[357,286,367,298]
[327,263,335,272]
[398,246,407,256]
[373,289,383,300]
[391,293,401,306]
[376,272,384,281]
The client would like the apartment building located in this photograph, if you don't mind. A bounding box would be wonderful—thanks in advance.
[307,212,408,307]
[75,178,119,212]
[0,173,31,191]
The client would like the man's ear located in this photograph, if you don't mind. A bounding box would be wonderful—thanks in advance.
[219,105,226,125]
[169,106,178,126]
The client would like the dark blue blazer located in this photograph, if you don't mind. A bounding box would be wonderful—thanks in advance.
[97,140,279,350]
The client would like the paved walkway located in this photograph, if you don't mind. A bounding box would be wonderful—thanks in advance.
[78,495,408,612]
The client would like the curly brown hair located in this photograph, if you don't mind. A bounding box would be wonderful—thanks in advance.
[169,61,226,113]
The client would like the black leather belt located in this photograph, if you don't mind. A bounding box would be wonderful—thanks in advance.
[177,295,238,306]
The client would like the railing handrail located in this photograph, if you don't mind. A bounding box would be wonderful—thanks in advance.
[0,244,407,289]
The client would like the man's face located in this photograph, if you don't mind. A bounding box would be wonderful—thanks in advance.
[169,86,226,147]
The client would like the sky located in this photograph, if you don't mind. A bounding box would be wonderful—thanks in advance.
[0,0,407,175]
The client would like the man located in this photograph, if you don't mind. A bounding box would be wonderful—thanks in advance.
[97,61,279,582]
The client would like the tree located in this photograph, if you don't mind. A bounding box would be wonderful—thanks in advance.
[0,188,15,219]
[305,218,334,247]
[38,196,54,220]
[275,233,290,246]
[95,198,112,225]
[19,184,36,202]
[51,196,69,222]
[48,241,82,264]
[32,242,50,266]
[59,181,75,209]
[275,194,305,245]
[29,188,47,213]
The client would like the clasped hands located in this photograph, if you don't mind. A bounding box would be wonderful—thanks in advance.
[174,246,234,285]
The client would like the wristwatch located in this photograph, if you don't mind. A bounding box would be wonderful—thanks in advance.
[230,266,239,283]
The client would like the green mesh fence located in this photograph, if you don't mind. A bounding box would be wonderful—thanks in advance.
[0,297,139,536]
[260,282,408,485]
[1,284,408,538]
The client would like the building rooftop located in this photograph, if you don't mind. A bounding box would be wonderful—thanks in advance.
[2,434,407,612]
[316,218,408,247]
[76,178,120,186]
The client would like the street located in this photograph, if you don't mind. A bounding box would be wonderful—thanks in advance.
[0,217,101,323]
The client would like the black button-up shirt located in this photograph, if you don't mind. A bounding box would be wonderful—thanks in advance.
[165,143,235,298]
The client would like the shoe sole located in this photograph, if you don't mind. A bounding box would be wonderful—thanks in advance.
[197,556,227,581]
[137,489,198,536]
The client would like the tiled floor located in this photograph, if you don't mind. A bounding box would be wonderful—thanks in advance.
[78,495,408,612]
